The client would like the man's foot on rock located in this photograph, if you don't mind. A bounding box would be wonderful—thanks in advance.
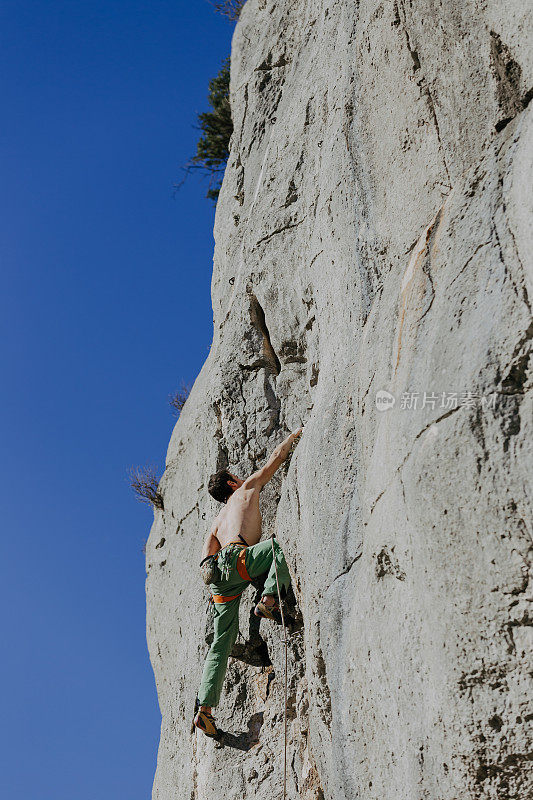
[194,709,219,738]
[254,595,282,623]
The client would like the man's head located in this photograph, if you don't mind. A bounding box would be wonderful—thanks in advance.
[208,469,243,503]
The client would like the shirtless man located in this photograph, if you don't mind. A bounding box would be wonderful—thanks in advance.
[193,428,302,737]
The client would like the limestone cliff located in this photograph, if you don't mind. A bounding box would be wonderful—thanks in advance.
[146,2,533,798]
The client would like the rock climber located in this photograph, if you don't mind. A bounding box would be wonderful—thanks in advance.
[193,427,303,738]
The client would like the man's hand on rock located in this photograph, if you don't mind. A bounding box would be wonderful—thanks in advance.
[279,427,303,461]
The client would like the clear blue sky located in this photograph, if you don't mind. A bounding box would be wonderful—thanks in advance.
[0,2,233,797]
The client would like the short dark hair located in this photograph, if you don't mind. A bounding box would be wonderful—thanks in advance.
[208,469,233,503]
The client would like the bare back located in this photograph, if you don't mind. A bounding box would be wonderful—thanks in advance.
[214,485,262,547]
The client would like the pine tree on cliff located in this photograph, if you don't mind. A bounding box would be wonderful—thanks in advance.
[186,57,233,201]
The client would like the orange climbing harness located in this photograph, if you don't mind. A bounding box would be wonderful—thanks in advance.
[236,547,251,581]
[212,592,243,603]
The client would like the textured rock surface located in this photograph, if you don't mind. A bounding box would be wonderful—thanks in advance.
[146,2,533,798]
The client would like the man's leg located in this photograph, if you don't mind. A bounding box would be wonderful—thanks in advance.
[197,596,241,709]
[245,538,291,603]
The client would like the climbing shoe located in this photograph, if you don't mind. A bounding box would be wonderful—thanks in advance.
[254,598,282,623]
[193,709,219,738]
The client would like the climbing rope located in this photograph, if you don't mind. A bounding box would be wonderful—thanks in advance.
[270,533,288,800]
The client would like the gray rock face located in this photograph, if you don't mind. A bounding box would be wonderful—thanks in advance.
[146,2,532,798]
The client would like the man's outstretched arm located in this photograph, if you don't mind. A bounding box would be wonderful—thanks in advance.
[245,428,303,490]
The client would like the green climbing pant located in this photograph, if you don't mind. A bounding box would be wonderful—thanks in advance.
[197,537,291,708]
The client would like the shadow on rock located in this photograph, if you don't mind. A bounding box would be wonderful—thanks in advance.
[214,711,264,751]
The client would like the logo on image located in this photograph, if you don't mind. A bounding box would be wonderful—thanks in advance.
[375,390,396,411]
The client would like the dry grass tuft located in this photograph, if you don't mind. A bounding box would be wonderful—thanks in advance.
[210,0,246,21]
[129,465,164,510]
[169,383,192,417]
